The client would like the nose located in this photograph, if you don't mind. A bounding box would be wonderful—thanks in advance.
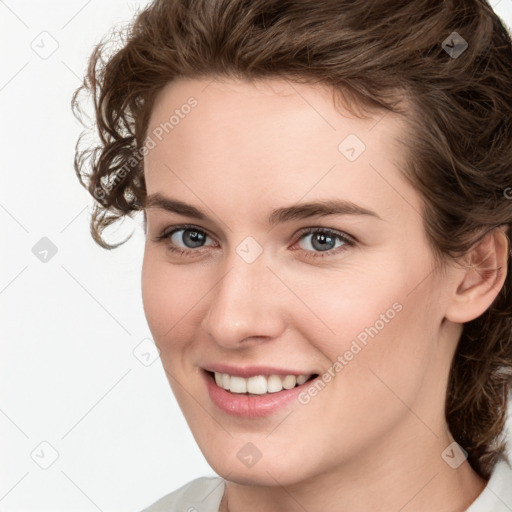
[200,248,288,349]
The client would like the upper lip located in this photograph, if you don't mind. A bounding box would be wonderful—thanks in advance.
[202,364,317,378]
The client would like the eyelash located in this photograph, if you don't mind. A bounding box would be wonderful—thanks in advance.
[153,223,356,260]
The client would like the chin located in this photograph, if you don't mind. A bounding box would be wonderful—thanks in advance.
[201,442,314,487]
[214,463,304,487]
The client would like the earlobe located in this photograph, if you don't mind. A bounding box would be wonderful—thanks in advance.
[444,227,510,324]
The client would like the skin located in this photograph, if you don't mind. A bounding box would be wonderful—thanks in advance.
[140,77,508,512]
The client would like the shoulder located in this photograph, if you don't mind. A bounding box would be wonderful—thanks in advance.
[139,476,226,512]
[465,453,512,511]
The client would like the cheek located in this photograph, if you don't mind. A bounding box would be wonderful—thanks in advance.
[142,242,440,373]
[287,284,440,461]
[293,260,438,384]
[287,265,404,351]
[141,251,202,347]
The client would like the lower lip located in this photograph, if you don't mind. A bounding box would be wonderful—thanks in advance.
[203,370,315,418]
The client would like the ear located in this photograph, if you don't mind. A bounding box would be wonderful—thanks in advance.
[444,227,510,324]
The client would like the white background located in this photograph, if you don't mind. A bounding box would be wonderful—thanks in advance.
[1,1,512,510]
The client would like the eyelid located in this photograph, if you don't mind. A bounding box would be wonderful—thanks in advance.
[154,223,356,259]
[289,226,355,259]
[292,226,356,244]
[154,224,355,242]
[154,223,217,244]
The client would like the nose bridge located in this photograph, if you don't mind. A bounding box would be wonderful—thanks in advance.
[201,245,285,346]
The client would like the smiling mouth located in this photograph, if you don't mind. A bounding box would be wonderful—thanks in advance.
[207,371,319,395]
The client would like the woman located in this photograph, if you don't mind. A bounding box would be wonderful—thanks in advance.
[73,0,512,510]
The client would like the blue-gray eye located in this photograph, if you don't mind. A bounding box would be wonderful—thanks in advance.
[297,230,347,252]
[168,228,210,248]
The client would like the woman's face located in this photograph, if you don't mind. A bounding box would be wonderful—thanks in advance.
[141,77,459,486]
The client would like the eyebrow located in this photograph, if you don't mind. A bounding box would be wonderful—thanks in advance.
[144,193,382,226]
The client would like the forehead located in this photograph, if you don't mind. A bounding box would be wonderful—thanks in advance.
[147,76,391,139]
[143,77,421,228]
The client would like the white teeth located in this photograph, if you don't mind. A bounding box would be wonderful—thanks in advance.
[213,372,312,394]
[229,376,247,393]
[247,375,267,394]
[282,375,297,389]
[296,374,308,385]
[267,375,283,393]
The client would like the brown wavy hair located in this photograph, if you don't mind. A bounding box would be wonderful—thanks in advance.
[72,0,512,479]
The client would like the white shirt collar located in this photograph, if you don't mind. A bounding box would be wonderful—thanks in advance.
[465,453,512,511]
